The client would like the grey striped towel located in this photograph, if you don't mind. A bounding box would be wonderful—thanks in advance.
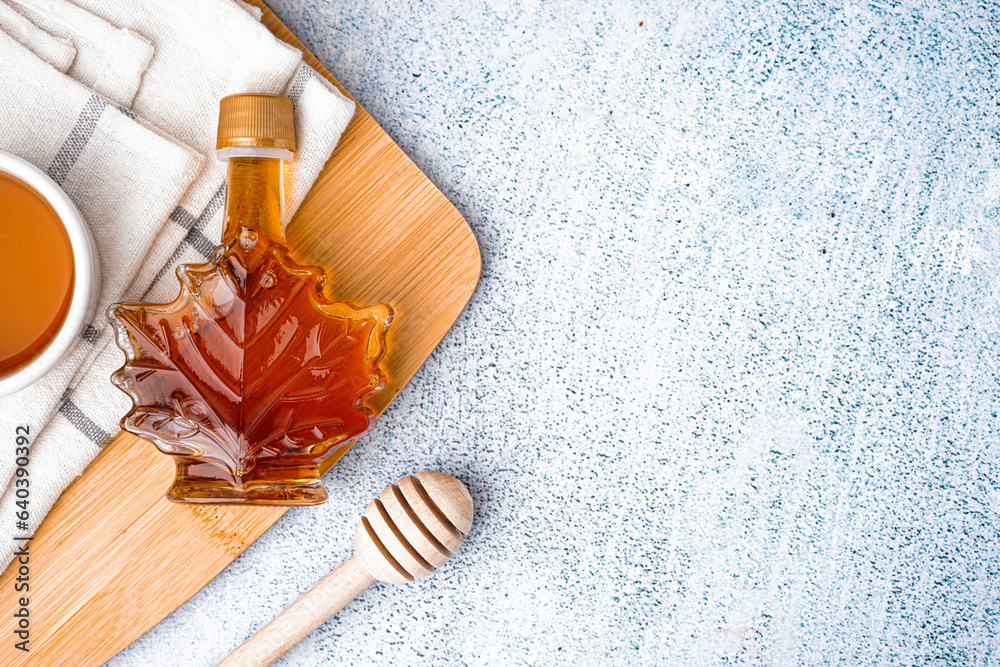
[0,0,355,569]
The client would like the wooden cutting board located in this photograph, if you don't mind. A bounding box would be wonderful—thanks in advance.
[0,3,480,665]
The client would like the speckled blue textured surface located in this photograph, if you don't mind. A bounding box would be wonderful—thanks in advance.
[110,1,1000,665]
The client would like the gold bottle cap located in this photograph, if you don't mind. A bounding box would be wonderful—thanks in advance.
[216,93,296,152]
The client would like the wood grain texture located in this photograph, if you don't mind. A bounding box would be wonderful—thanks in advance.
[0,2,480,665]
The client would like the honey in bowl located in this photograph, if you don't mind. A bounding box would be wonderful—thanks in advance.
[0,169,75,377]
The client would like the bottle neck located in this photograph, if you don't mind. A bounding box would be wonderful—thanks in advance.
[221,155,287,246]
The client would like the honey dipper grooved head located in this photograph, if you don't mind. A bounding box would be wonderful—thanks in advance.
[354,472,474,585]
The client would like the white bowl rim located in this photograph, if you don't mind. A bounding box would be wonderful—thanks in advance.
[0,151,100,397]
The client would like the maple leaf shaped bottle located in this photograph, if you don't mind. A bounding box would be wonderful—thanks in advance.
[108,94,393,505]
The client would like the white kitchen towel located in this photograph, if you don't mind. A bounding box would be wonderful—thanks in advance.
[0,27,204,483]
[5,0,155,107]
[0,0,355,569]
[0,1,74,72]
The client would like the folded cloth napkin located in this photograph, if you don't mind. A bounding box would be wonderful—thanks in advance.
[0,0,355,569]
[0,0,73,72]
[6,0,155,107]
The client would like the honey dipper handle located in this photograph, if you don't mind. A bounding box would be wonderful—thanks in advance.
[217,555,374,667]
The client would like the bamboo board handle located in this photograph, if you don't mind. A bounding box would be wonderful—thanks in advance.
[217,556,373,667]
[217,472,474,667]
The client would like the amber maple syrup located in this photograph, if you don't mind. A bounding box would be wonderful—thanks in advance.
[0,170,75,377]
[108,94,392,505]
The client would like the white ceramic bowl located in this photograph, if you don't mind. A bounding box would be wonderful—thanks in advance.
[0,151,100,398]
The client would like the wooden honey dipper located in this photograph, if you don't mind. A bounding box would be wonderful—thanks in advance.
[217,472,473,667]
